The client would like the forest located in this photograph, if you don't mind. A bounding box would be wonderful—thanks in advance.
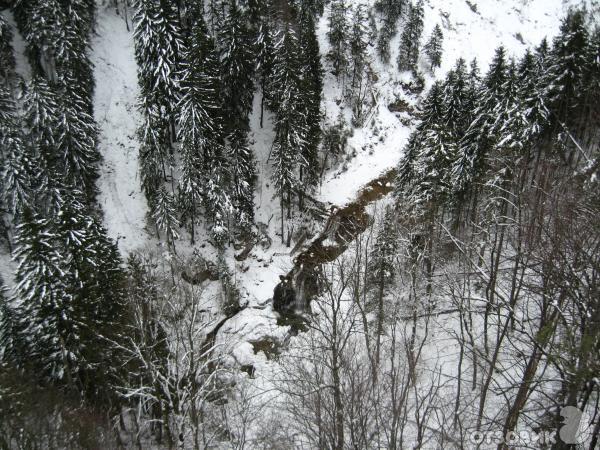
[0,0,598,448]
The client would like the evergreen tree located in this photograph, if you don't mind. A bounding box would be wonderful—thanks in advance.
[451,47,507,198]
[348,5,369,97]
[255,19,275,127]
[152,187,180,250]
[375,0,404,63]
[218,0,255,135]
[397,0,424,73]
[227,129,256,233]
[177,14,222,242]
[543,10,590,127]
[22,77,60,168]
[583,28,600,118]
[442,58,470,139]
[327,0,349,77]
[133,0,183,144]
[0,87,36,216]
[138,102,168,202]
[516,49,549,139]
[424,24,443,72]
[0,13,16,85]
[204,159,234,248]
[55,92,100,201]
[299,5,323,191]
[271,27,307,230]
[6,197,127,400]
[396,82,454,212]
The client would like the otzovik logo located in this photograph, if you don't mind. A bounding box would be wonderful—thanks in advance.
[467,406,593,446]
[559,406,593,445]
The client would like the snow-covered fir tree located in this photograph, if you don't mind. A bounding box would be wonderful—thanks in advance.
[4,195,128,401]
[327,0,349,77]
[227,129,256,234]
[0,13,16,85]
[424,24,444,72]
[177,12,222,242]
[271,26,307,234]
[397,0,424,73]
[298,4,323,192]
[218,0,255,135]
[0,87,36,217]
[152,186,180,251]
[375,0,404,63]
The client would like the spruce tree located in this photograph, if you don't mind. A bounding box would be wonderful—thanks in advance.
[177,14,222,242]
[152,187,180,251]
[227,129,256,233]
[425,24,444,72]
[0,87,36,216]
[271,27,307,233]
[218,0,255,135]
[255,19,275,127]
[7,197,128,400]
[138,98,170,201]
[543,10,589,127]
[204,159,234,248]
[348,5,369,97]
[22,77,60,168]
[516,49,549,139]
[299,5,323,191]
[451,47,507,199]
[0,13,16,85]
[133,0,183,147]
[375,0,404,63]
[397,0,424,73]
[442,58,470,139]
[327,0,349,77]
[55,92,100,201]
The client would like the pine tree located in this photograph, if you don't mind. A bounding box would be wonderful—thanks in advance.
[397,0,424,73]
[152,187,180,250]
[348,5,369,97]
[0,87,36,216]
[425,24,443,72]
[255,19,275,127]
[451,47,507,199]
[0,13,16,85]
[139,98,170,201]
[204,159,234,248]
[218,0,255,135]
[327,0,349,77]
[133,0,183,145]
[299,5,323,191]
[227,129,256,233]
[271,27,307,234]
[375,0,404,63]
[55,92,100,201]
[543,10,590,127]
[177,14,222,242]
[442,58,470,139]
[6,197,127,399]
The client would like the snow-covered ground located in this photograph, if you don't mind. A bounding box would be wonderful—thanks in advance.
[92,10,151,255]
[316,0,592,206]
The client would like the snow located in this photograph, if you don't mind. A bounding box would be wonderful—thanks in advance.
[315,0,592,207]
[91,9,151,255]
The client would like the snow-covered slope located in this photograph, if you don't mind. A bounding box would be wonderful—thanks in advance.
[316,0,592,206]
[92,11,151,255]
